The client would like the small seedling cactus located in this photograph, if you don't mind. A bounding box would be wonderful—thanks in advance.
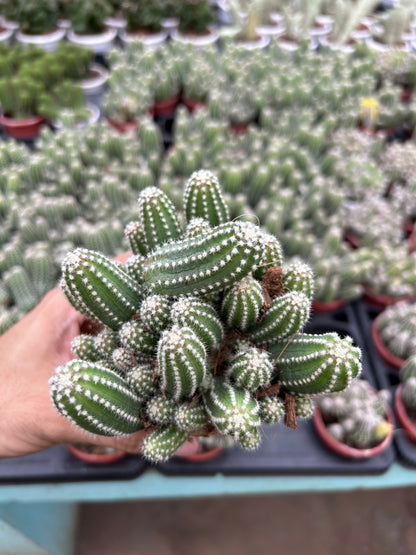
[317,379,392,449]
[50,169,362,463]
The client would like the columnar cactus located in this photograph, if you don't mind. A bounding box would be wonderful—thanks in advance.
[50,170,362,463]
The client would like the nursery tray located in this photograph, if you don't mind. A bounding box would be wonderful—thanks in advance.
[353,300,416,467]
[0,445,147,484]
[156,303,395,476]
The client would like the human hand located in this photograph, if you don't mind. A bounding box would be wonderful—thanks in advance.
[0,253,199,459]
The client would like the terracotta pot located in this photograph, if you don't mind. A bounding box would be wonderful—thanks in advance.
[0,113,45,139]
[395,385,416,444]
[313,405,394,459]
[152,94,180,117]
[67,443,128,464]
[372,313,406,370]
[312,298,348,313]
[362,284,413,309]
[106,117,139,133]
[174,437,225,462]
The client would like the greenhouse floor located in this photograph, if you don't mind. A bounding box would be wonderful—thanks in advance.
[76,487,416,555]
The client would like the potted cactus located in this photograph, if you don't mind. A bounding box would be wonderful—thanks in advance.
[171,0,218,46]
[49,169,363,464]
[372,300,416,370]
[66,0,117,54]
[395,355,416,444]
[12,0,66,51]
[314,379,394,458]
[119,0,168,47]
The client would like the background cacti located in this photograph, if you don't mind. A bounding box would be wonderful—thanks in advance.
[317,379,392,449]
[50,171,362,463]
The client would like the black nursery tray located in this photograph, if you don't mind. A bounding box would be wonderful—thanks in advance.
[353,301,416,467]
[0,445,147,484]
[156,303,395,476]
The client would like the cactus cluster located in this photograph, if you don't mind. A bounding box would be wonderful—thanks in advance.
[50,169,362,463]
[317,379,392,449]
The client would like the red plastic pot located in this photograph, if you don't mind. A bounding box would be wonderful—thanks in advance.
[106,117,139,133]
[182,96,205,113]
[362,284,413,309]
[371,313,406,370]
[0,113,45,139]
[343,229,361,249]
[67,444,128,464]
[395,385,416,444]
[229,122,250,134]
[401,89,412,103]
[312,298,348,313]
[152,94,180,117]
[313,405,394,459]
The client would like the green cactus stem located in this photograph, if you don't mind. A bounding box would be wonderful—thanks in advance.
[137,187,182,253]
[142,426,189,463]
[294,396,315,419]
[70,334,101,362]
[170,296,223,351]
[146,394,177,425]
[253,234,283,280]
[227,347,273,391]
[184,217,211,238]
[111,347,137,372]
[204,377,260,441]
[126,364,158,400]
[60,248,144,330]
[248,291,311,344]
[142,221,265,296]
[184,169,230,227]
[258,396,285,424]
[174,401,208,433]
[283,261,315,298]
[94,328,119,359]
[124,221,147,256]
[158,325,207,401]
[221,275,264,331]
[119,320,159,356]
[270,333,362,395]
[140,294,172,334]
[49,360,144,436]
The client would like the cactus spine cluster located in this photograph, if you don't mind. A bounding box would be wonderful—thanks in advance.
[50,169,362,463]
